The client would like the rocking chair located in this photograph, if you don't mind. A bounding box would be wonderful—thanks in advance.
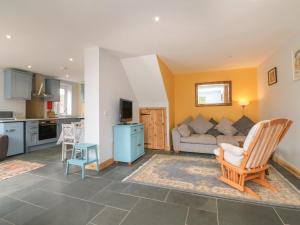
[214,118,292,199]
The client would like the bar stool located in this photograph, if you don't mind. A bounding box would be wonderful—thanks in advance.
[65,143,99,179]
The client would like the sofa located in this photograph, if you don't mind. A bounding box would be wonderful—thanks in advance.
[172,115,254,154]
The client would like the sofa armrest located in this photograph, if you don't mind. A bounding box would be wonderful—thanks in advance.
[172,128,181,152]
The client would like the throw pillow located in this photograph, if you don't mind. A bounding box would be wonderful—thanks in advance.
[215,118,238,136]
[232,115,255,136]
[206,118,223,137]
[177,123,191,137]
[179,116,193,125]
[188,115,214,134]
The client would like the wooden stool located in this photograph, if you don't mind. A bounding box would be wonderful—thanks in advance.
[65,143,99,179]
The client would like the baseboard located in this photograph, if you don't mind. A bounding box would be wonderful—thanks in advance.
[85,158,114,171]
[272,155,300,178]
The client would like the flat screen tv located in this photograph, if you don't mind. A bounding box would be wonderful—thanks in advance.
[120,99,132,123]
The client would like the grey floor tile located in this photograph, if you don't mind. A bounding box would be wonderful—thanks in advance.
[102,171,129,181]
[3,203,45,225]
[23,196,105,225]
[218,199,283,225]
[0,196,24,217]
[0,219,13,225]
[187,208,218,225]
[105,181,131,192]
[121,198,187,225]
[92,190,139,210]
[275,207,300,225]
[122,183,169,201]
[91,206,128,225]
[166,190,217,213]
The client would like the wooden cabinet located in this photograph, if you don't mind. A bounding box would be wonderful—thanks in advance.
[113,124,144,165]
[140,108,166,150]
[4,69,33,100]
[0,122,24,156]
[45,78,60,102]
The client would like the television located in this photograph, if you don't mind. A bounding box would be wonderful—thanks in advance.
[120,99,132,123]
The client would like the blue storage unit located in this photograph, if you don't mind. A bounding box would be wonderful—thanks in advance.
[113,123,144,164]
[0,122,24,156]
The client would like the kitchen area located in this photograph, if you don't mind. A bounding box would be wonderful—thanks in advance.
[0,68,84,159]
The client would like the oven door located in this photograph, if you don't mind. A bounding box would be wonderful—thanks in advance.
[39,121,57,141]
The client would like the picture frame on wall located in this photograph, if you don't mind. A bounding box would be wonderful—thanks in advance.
[292,48,300,80]
[268,67,277,86]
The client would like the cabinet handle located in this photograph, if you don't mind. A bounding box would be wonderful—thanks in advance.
[137,144,142,147]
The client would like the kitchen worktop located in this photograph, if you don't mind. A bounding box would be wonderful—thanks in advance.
[0,116,84,123]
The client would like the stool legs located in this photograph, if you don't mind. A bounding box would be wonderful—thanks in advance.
[65,161,69,175]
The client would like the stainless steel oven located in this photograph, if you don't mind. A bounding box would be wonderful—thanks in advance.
[38,120,57,141]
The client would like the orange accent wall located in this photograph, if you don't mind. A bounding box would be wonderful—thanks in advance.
[174,68,258,125]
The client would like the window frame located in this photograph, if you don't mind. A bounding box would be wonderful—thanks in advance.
[195,81,232,107]
[53,83,73,116]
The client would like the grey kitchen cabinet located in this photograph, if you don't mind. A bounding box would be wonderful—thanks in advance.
[25,121,39,148]
[80,83,84,103]
[0,122,24,156]
[4,68,33,100]
[45,78,60,102]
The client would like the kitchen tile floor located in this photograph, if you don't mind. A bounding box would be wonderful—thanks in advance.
[0,146,299,225]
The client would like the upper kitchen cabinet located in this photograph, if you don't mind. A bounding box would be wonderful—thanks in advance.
[4,68,33,100]
[45,78,60,102]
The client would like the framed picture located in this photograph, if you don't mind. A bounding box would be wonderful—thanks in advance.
[292,49,300,80]
[268,67,277,86]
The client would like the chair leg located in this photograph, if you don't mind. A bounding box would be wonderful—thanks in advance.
[244,186,261,200]
[81,165,85,180]
[62,144,65,161]
[65,162,69,175]
[252,177,278,192]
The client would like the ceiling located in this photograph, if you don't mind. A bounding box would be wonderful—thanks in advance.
[0,0,300,82]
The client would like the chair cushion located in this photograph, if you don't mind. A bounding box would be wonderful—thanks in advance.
[232,116,255,135]
[177,123,192,137]
[217,135,246,146]
[188,115,214,134]
[214,143,245,167]
[243,120,269,150]
[181,134,217,145]
[206,118,223,137]
[215,118,238,136]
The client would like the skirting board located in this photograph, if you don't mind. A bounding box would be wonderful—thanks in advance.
[85,158,114,171]
[272,155,300,179]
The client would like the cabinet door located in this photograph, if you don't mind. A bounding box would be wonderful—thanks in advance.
[12,71,32,100]
[137,130,144,156]
[4,123,24,156]
[130,133,138,161]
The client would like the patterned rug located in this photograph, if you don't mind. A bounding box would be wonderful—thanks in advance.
[0,160,45,181]
[124,154,300,208]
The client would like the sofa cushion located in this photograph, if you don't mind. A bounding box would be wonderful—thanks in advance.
[232,116,255,135]
[188,115,214,134]
[181,134,217,145]
[215,118,238,136]
[179,116,193,126]
[177,123,191,137]
[206,118,223,137]
[217,135,246,146]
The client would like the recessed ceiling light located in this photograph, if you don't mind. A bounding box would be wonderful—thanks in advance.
[69,58,73,62]
[66,74,70,78]
[5,34,12,39]
[27,65,32,69]
[154,16,160,22]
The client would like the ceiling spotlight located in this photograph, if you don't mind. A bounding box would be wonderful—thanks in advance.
[66,74,70,78]
[154,16,160,22]
[69,58,73,62]
[5,34,12,39]
[27,65,32,69]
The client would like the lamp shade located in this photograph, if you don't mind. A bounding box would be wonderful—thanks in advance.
[239,99,249,107]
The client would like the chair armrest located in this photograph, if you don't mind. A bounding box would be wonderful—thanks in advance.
[172,128,181,151]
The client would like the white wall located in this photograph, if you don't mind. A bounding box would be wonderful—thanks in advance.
[257,33,300,170]
[0,69,26,117]
[84,48,138,163]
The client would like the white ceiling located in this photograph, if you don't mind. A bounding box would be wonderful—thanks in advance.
[0,0,300,82]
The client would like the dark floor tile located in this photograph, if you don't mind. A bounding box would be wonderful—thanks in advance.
[0,196,24,217]
[218,199,283,225]
[166,190,217,213]
[92,190,139,210]
[91,206,128,225]
[187,208,218,225]
[275,207,300,225]
[0,219,13,225]
[23,196,105,225]
[3,203,45,225]
[102,171,128,181]
[123,183,169,201]
[105,181,131,192]
[121,198,187,225]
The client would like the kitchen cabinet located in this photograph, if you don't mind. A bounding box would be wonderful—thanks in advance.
[0,122,24,156]
[4,69,33,100]
[45,79,60,102]
[25,121,39,148]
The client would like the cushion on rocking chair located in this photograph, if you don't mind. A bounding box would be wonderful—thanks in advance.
[214,143,245,167]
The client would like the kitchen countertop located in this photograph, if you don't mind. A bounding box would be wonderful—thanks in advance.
[0,116,84,123]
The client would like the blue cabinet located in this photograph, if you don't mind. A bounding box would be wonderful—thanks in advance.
[113,124,144,164]
[45,79,60,102]
[0,122,24,156]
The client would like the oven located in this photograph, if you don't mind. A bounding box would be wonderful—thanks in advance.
[38,120,57,141]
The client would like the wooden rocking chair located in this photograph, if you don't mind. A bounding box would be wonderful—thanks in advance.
[214,118,292,199]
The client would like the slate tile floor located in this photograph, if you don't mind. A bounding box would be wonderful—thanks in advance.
[0,146,299,225]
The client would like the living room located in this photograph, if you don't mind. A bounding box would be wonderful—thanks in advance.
[0,1,299,225]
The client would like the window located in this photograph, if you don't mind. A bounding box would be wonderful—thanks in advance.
[53,83,72,115]
[195,81,232,106]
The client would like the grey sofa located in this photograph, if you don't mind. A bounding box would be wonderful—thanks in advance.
[172,128,246,154]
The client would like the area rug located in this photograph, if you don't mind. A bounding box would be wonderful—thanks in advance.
[0,160,45,181]
[123,154,300,208]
